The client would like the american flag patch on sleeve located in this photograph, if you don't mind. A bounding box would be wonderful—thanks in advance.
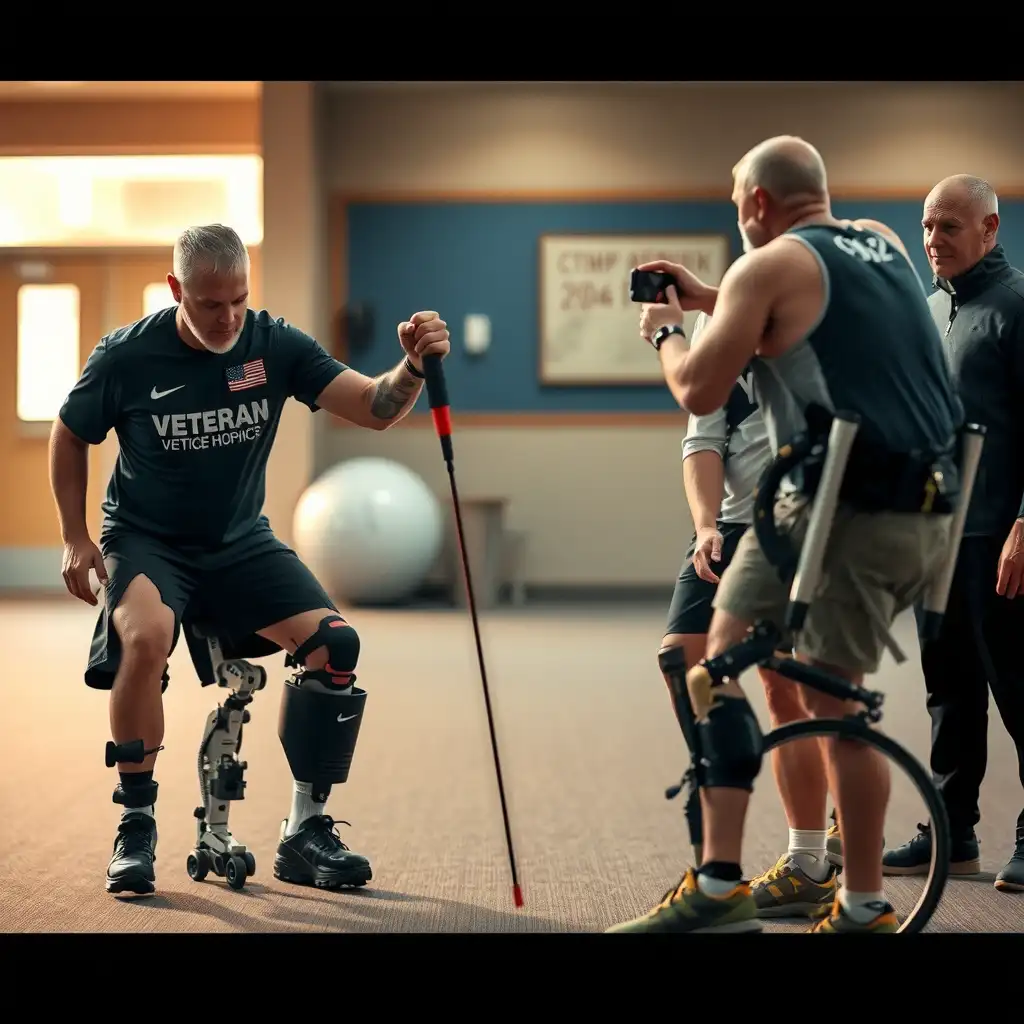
[226,358,267,392]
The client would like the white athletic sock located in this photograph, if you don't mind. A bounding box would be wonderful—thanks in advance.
[696,871,742,897]
[839,888,887,923]
[787,828,830,881]
[285,781,325,837]
[282,678,352,837]
[119,775,155,821]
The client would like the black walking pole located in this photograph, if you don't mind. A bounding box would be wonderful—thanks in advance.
[421,354,524,908]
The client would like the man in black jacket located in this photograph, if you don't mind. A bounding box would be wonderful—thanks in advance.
[882,175,1024,893]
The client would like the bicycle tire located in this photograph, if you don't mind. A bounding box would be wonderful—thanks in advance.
[762,715,950,934]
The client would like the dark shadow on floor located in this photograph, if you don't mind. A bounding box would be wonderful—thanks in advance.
[114,881,554,933]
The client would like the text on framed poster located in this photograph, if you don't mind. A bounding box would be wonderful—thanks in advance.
[538,232,731,385]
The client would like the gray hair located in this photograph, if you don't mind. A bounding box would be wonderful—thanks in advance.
[928,174,999,217]
[734,135,828,208]
[173,224,249,284]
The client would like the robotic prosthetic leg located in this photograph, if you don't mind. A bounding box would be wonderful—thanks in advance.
[187,631,268,891]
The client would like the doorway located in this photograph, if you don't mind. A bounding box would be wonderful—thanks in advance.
[0,247,261,585]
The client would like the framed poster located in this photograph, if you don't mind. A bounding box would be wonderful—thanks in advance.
[538,232,731,385]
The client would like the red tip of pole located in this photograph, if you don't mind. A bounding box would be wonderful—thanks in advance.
[431,406,452,438]
[513,884,524,908]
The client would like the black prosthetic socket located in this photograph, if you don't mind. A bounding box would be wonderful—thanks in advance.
[279,615,366,804]
[658,646,706,856]
[278,676,367,798]
[700,861,742,882]
[658,646,702,758]
[696,694,764,792]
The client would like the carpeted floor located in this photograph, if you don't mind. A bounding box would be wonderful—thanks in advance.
[0,598,1020,934]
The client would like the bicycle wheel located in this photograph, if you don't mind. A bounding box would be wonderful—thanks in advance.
[762,715,950,935]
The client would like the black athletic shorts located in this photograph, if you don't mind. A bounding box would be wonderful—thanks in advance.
[664,520,749,636]
[84,517,338,691]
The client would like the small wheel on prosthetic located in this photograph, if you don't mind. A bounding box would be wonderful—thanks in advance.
[189,629,267,891]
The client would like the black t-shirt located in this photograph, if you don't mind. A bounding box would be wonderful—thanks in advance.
[59,306,347,548]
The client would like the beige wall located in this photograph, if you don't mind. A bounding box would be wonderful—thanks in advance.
[6,83,1023,594]
[316,82,1024,591]
[324,82,1024,196]
[260,82,327,550]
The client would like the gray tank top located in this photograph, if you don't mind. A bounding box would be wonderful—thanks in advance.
[682,312,772,525]
[749,223,961,457]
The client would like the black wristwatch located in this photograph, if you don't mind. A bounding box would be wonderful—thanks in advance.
[651,324,686,351]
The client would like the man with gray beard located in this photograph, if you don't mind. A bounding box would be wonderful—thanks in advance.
[50,223,451,897]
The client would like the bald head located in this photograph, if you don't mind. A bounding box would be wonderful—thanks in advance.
[922,174,999,280]
[733,135,829,207]
[925,174,998,218]
[731,135,830,251]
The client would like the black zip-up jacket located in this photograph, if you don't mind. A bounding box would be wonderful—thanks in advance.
[928,244,1024,538]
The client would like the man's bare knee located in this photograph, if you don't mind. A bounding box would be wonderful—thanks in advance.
[120,628,172,673]
[112,574,175,678]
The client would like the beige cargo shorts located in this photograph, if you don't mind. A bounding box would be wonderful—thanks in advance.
[712,493,954,675]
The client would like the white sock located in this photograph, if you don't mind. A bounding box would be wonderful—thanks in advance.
[119,776,155,821]
[787,828,830,881]
[839,888,887,923]
[696,871,742,897]
[285,781,325,837]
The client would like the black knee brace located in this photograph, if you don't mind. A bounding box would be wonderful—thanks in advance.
[697,694,764,792]
[285,614,360,689]
[278,615,367,803]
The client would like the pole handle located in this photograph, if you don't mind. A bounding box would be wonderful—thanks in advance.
[422,355,452,461]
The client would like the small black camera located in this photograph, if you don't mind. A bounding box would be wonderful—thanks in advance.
[629,269,677,303]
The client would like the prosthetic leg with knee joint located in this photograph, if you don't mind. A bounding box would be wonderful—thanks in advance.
[187,628,268,890]
[662,411,987,871]
[661,415,872,860]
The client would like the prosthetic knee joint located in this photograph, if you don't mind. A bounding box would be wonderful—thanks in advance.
[278,615,367,808]
[683,632,768,794]
[188,629,268,891]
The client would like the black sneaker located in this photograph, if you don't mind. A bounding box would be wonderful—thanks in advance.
[882,821,980,876]
[994,827,1024,893]
[273,815,372,890]
[106,812,158,895]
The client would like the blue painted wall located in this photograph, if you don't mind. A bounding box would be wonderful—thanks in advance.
[345,199,1024,413]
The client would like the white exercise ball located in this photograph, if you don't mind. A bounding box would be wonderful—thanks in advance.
[293,457,444,605]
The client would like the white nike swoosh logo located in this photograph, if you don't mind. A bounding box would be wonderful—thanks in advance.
[337,713,359,723]
[151,385,185,400]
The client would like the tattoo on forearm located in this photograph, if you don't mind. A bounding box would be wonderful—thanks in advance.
[370,364,423,420]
